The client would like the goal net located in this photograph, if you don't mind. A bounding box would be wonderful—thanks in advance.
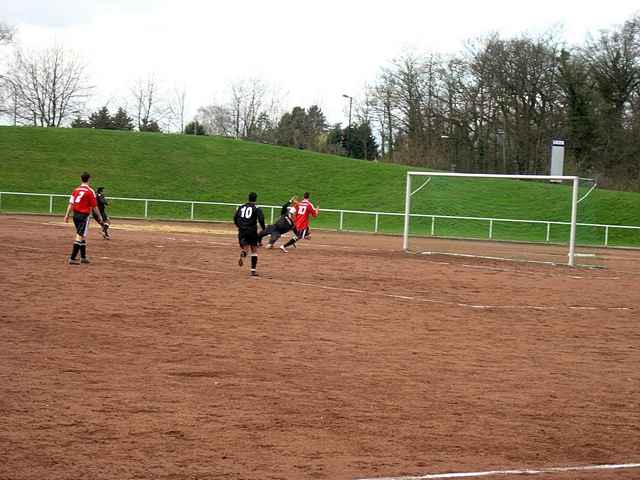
[403,172,599,267]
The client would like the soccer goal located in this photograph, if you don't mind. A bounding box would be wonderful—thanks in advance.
[403,172,595,267]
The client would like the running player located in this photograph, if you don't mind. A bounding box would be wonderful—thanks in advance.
[94,186,111,239]
[233,192,265,276]
[281,192,318,252]
[258,202,296,249]
[64,172,104,264]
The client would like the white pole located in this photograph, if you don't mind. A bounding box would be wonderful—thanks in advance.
[403,173,412,251]
[568,177,579,266]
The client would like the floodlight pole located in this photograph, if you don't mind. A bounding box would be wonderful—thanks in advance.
[403,172,412,251]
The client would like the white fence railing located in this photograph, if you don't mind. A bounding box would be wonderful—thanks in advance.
[1,191,639,248]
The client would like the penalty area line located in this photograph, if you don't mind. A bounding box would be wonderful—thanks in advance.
[356,461,640,480]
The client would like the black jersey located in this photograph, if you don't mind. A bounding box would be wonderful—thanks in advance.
[274,214,294,234]
[280,200,293,216]
[234,202,265,231]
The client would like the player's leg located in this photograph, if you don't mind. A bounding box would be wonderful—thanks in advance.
[249,245,258,276]
[69,213,88,264]
[69,233,82,264]
[238,232,248,266]
[79,215,91,263]
[282,228,304,252]
[239,246,248,266]
[268,230,283,248]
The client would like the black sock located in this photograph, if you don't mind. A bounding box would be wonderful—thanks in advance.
[251,254,258,270]
[71,241,81,259]
[284,238,296,248]
[80,240,87,259]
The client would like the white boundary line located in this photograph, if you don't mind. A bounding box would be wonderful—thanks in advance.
[7,245,633,313]
[356,462,640,480]
[417,250,604,270]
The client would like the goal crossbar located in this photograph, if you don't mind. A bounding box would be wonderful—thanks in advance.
[403,172,581,267]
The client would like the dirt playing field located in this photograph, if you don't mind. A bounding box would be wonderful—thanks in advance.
[1,214,639,480]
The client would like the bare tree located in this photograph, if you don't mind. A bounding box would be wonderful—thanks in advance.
[131,75,167,131]
[0,21,14,44]
[5,45,91,127]
[167,85,187,133]
[196,104,234,136]
[198,78,283,140]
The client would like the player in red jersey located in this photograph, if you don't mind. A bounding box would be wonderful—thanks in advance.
[63,172,104,265]
[280,192,318,252]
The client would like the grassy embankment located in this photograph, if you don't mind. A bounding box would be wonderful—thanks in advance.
[1,126,639,246]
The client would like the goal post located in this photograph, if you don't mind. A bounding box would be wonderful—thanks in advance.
[403,172,581,267]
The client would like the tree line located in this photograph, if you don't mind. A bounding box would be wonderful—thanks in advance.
[365,15,640,189]
[2,14,640,187]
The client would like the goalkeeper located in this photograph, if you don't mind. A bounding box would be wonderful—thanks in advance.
[258,197,297,249]
[92,186,111,239]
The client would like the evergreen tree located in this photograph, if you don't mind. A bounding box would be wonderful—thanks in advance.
[275,105,327,149]
[140,118,161,132]
[326,121,378,159]
[71,116,90,128]
[88,106,113,129]
[351,122,379,160]
[185,120,206,135]
[112,107,134,130]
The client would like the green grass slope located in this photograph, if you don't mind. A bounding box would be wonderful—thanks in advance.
[1,126,639,246]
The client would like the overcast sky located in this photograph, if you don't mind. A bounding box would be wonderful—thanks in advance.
[2,0,639,127]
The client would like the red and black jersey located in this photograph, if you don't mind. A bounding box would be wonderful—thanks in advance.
[294,199,318,231]
[69,185,97,214]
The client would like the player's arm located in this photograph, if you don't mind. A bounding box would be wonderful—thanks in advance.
[92,206,104,225]
[311,201,319,217]
[257,208,266,231]
[64,200,73,223]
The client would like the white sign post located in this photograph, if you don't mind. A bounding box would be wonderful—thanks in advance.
[550,139,565,181]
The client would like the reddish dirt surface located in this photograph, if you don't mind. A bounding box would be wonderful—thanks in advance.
[1,214,640,480]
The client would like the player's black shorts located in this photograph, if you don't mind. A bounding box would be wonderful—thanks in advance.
[73,211,90,237]
[258,224,287,245]
[294,227,309,240]
[238,228,259,247]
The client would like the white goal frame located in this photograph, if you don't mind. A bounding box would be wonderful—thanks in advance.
[403,172,581,267]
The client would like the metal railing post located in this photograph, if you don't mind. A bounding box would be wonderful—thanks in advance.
[0,192,3,210]
[190,202,195,220]
[374,213,379,233]
[49,195,54,214]
[605,226,609,247]
[489,219,493,239]
[431,216,435,236]
[339,211,344,231]
[270,207,275,223]
[144,200,149,218]
[546,223,551,242]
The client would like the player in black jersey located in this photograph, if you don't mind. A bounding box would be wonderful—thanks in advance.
[258,201,296,249]
[233,192,265,276]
